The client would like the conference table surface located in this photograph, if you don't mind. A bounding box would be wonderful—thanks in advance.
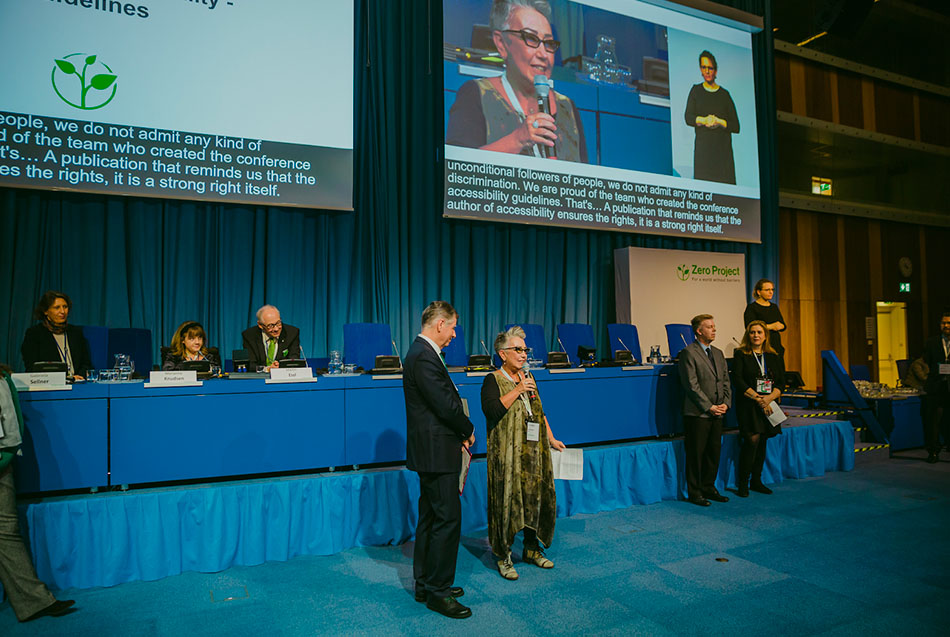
[15,365,684,493]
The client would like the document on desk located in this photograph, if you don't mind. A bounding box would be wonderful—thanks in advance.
[551,448,583,480]
[459,445,473,494]
[767,403,788,427]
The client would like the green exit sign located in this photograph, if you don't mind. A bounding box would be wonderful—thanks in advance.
[899,282,911,293]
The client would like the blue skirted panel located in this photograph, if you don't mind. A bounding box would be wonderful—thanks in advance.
[22,421,853,592]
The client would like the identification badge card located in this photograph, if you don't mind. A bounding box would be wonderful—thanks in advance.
[461,397,470,418]
[756,378,773,393]
[526,421,540,442]
[939,363,950,376]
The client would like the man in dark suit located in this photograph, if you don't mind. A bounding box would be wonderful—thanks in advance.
[678,313,732,506]
[921,310,950,463]
[241,305,301,370]
[403,301,475,619]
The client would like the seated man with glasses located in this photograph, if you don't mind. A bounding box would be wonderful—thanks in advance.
[446,0,588,163]
[241,305,301,370]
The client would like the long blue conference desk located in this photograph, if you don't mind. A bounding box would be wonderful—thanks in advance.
[15,365,685,494]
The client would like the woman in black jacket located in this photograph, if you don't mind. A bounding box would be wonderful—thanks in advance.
[20,291,92,380]
[732,320,785,497]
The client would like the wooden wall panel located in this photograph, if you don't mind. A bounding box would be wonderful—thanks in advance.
[804,63,833,122]
[836,71,865,129]
[774,53,793,114]
[918,93,950,147]
[874,82,917,141]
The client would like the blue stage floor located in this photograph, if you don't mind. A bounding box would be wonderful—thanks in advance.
[3,446,948,635]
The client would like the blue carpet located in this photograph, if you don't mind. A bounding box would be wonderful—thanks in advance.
[2,449,948,635]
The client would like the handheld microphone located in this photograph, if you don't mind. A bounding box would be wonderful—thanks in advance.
[533,75,556,159]
[522,361,537,401]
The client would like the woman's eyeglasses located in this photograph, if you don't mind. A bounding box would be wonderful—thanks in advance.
[503,346,532,354]
[502,29,560,53]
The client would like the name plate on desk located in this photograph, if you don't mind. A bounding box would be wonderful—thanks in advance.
[11,372,70,391]
[371,374,403,380]
[622,365,654,371]
[265,367,318,384]
[548,368,586,374]
[144,371,202,388]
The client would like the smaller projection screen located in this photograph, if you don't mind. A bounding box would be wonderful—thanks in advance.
[0,0,354,210]
[443,0,762,242]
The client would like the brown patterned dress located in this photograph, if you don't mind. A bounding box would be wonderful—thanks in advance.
[481,371,557,557]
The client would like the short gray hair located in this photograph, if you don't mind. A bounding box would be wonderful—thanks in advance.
[421,301,458,328]
[493,325,526,352]
[489,0,552,31]
[256,304,279,322]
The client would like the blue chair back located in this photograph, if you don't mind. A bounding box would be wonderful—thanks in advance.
[557,323,595,366]
[82,325,110,371]
[849,364,871,381]
[441,324,468,367]
[343,323,393,370]
[666,323,695,359]
[108,328,153,373]
[504,323,548,364]
[607,323,642,362]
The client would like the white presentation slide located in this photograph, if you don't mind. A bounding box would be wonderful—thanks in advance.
[0,0,354,210]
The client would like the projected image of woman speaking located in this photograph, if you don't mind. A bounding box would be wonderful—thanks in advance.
[446,0,588,163]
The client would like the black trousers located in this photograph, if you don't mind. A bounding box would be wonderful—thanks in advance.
[414,471,461,599]
[683,415,723,499]
[922,394,950,453]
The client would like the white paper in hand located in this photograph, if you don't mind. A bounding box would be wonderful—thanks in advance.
[551,448,583,480]
[459,446,473,494]
[767,402,788,427]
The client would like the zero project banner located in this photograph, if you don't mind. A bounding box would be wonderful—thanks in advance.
[443,0,762,242]
[0,0,354,210]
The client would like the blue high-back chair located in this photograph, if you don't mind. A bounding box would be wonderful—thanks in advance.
[108,328,153,373]
[504,323,548,365]
[666,323,695,359]
[343,323,393,370]
[607,323,642,362]
[82,325,110,371]
[557,323,595,366]
[442,324,468,367]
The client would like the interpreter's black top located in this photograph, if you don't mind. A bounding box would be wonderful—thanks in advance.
[684,83,739,184]
[744,301,786,357]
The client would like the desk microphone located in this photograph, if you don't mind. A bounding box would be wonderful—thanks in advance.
[480,339,492,356]
[680,333,689,349]
[391,340,403,366]
[557,336,566,352]
[533,75,556,159]
[617,337,631,352]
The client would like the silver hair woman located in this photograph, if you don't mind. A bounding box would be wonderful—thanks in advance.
[480,325,565,580]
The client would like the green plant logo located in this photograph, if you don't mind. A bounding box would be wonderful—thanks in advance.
[676,264,691,281]
[51,53,117,110]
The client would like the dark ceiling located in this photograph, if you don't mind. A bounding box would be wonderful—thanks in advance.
[770,0,950,87]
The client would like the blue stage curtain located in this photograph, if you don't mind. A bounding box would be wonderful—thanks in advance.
[21,421,851,592]
[0,0,776,367]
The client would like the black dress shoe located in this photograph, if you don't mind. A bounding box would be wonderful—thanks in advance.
[415,587,463,602]
[926,452,939,464]
[426,595,472,619]
[24,599,75,622]
[736,485,749,498]
[750,482,773,495]
[706,492,729,503]
[688,496,711,507]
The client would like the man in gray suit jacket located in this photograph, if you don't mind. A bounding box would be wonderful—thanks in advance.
[678,314,732,506]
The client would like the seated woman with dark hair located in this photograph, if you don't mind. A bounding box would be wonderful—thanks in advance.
[162,321,220,370]
[21,290,92,381]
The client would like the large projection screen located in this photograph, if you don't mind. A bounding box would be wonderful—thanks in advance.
[443,0,762,241]
[0,0,354,210]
